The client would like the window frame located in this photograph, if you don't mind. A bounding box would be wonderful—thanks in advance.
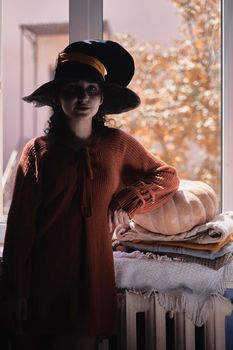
[0,0,232,243]
[222,0,233,211]
[69,0,103,42]
[0,0,3,222]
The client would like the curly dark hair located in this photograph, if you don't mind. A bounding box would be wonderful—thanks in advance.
[44,102,107,136]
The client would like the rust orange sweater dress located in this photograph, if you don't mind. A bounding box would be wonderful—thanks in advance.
[2,126,179,336]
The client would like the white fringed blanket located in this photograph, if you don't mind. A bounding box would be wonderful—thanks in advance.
[113,250,233,326]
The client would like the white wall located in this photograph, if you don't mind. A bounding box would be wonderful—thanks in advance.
[27,35,68,138]
[2,0,68,167]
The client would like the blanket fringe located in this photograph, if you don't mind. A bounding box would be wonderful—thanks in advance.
[157,291,215,326]
[114,250,173,262]
[125,288,231,326]
[114,251,233,326]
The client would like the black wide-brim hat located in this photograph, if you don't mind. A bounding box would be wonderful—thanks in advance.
[23,40,141,114]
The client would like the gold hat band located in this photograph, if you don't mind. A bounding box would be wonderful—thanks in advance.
[57,52,107,79]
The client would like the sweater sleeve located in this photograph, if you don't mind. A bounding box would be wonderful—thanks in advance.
[2,139,40,299]
[111,130,179,218]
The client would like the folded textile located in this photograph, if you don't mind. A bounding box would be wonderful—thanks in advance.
[121,241,233,259]
[112,180,218,235]
[114,211,233,245]
[166,252,233,270]
[120,242,233,270]
[133,234,233,252]
[133,180,218,235]
[114,250,233,325]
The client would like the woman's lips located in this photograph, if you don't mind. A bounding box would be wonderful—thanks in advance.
[74,105,90,111]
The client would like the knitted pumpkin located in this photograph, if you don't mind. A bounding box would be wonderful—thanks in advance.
[133,180,218,235]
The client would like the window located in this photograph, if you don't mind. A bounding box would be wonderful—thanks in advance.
[103,0,232,212]
[104,0,222,207]
[0,0,233,238]
[222,0,233,211]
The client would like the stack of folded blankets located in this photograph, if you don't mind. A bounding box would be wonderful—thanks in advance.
[113,180,233,270]
[112,180,233,325]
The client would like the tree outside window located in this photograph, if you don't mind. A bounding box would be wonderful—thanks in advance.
[107,0,221,205]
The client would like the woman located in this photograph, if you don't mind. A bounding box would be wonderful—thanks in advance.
[1,40,179,349]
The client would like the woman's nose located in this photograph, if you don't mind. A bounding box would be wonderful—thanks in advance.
[76,88,88,101]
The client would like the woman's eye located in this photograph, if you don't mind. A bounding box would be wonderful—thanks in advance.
[60,84,101,98]
[87,85,99,93]
[61,86,77,97]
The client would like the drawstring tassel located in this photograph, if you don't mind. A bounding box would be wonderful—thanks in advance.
[81,148,93,218]
[85,148,94,180]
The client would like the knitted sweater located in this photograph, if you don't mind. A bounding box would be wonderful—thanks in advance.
[2,126,179,336]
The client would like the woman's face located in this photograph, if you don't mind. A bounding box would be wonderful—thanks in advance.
[59,80,103,121]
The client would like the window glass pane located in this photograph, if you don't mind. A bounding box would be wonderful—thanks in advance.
[1,1,69,218]
[103,0,221,206]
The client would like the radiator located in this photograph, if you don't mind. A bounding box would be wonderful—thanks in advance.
[99,290,233,350]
